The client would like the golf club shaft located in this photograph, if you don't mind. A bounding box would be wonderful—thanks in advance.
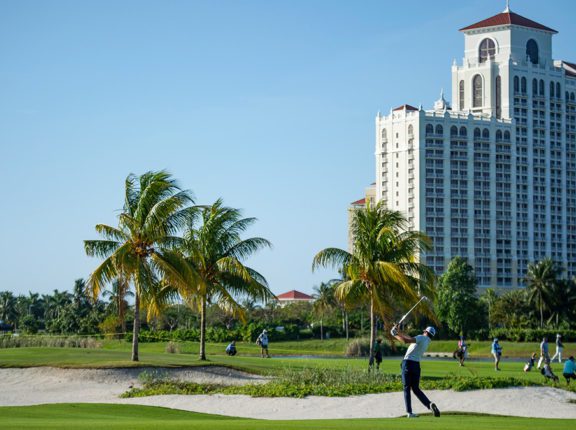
[397,296,427,325]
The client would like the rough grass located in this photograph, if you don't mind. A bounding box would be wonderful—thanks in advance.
[0,404,574,430]
[122,366,543,399]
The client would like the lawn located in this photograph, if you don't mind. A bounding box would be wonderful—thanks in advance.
[0,404,573,430]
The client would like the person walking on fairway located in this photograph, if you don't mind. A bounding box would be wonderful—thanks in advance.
[551,334,564,363]
[256,329,270,358]
[491,338,502,371]
[537,337,550,369]
[391,324,440,418]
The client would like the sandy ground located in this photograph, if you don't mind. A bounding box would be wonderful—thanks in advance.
[0,367,575,420]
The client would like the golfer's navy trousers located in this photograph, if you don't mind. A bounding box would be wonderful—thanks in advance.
[401,359,431,413]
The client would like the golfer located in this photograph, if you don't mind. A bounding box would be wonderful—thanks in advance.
[391,324,440,418]
[537,337,550,369]
[256,329,270,358]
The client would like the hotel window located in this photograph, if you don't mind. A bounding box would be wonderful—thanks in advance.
[526,39,539,64]
[459,80,465,111]
[478,38,496,63]
[496,76,502,118]
[473,75,483,107]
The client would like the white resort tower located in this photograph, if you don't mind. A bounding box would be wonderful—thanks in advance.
[374,6,576,289]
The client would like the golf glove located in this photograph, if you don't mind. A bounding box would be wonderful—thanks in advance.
[390,327,398,336]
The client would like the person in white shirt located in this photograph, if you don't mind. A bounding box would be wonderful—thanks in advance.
[391,324,440,419]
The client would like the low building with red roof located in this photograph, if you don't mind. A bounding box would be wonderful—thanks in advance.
[275,290,314,306]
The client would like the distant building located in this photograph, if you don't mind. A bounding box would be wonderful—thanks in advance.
[275,290,314,306]
[374,5,576,289]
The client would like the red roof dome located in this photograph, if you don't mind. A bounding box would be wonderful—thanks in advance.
[276,290,313,300]
[460,11,557,34]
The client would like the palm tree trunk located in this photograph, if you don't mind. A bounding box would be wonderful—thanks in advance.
[131,291,140,362]
[345,311,349,341]
[540,297,544,329]
[199,296,207,361]
[369,297,375,363]
[320,318,323,341]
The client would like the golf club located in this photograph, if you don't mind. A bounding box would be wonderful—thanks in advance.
[397,295,428,326]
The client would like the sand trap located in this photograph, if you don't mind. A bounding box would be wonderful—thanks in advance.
[0,367,575,420]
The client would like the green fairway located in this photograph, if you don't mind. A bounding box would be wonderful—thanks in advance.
[0,343,571,389]
[0,404,573,430]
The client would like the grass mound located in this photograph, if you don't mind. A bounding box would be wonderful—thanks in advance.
[122,366,543,399]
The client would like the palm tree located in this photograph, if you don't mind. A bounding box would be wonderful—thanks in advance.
[84,170,193,361]
[0,291,17,327]
[158,199,274,360]
[102,277,134,335]
[312,201,435,363]
[312,282,335,340]
[526,258,560,328]
[546,278,576,328]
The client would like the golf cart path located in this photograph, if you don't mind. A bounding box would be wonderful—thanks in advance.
[0,367,575,420]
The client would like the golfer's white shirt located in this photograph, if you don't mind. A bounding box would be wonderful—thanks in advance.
[404,335,431,362]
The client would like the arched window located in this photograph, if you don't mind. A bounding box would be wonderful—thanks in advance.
[473,75,483,107]
[556,83,561,99]
[521,77,527,94]
[381,128,387,140]
[435,125,443,136]
[459,80,465,111]
[526,39,539,64]
[571,92,575,101]
[425,124,434,135]
[567,91,570,102]
[459,126,467,137]
[474,128,481,139]
[504,131,511,141]
[479,38,496,63]
[539,79,545,96]
[482,128,490,139]
[496,76,502,118]
[514,76,520,93]
[496,130,503,141]
[533,79,538,96]
[408,125,414,136]
[550,81,555,98]
[450,126,458,137]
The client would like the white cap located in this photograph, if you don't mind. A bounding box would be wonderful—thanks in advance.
[425,326,436,337]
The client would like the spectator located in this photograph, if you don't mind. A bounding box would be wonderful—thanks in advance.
[225,341,237,356]
[537,337,550,369]
[563,356,576,385]
[256,329,270,358]
[524,352,537,372]
[551,334,564,363]
[491,338,502,371]
[369,338,383,371]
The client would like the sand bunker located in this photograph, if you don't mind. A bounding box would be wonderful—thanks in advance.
[0,367,575,420]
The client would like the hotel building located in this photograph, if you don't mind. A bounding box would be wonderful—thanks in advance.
[374,6,576,289]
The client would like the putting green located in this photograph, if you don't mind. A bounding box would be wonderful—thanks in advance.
[0,404,573,430]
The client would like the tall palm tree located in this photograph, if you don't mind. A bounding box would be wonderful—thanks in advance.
[526,258,560,328]
[85,170,194,361]
[312,201,435,363]
[158,199,274,360]
[312,282,335,340]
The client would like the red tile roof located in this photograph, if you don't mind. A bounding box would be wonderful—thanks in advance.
[276,290,314,300]
[351,198,366,205]
[393,104,419,112]
[460,11,557,34]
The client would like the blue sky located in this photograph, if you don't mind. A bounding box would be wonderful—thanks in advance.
[0,0,574,297]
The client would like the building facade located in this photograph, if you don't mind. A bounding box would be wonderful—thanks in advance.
[375,7,576,289]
